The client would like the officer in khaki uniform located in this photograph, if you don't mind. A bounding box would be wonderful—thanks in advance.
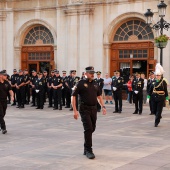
[111,70,124,113]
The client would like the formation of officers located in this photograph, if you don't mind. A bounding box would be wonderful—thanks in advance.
[7,68,102,111]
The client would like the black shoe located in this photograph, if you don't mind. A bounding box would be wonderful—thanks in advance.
[19,106,24,108]
[149,113,154,115]
[16,106,20,108]
[7,101,11,104]
[26,102,29,105]
[53,108,58,110]
[155,123,158,127]
[133,112,138,114]
[31,105,35,107]
[36,107,40,109]
[139,112,142,115]
[86,151,95,159]
[40,107,43,109]
[69,108,73,111]
[2,129,7,134]
[118,111,121,113]
[48,105,52,108]
[65,106,70,108]
[113,111,118,113]
[83,150,86,155]
[59,108,62,110]
[11,103,16,106]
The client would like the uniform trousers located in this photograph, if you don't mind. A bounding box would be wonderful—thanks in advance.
[53,89,62,109]
[16,87,25,107]
[31,88,36,105]
[48,88,53,106]
[0,101,7,130]
[79,105,97,152]
[25,85,30,103]
[12,87,17,104]
[65,88,71,107]
[113,90,122,112]
[36,90,44,108]
[133,92,143,113]
[62,88,66,106]
[152,99,164,125]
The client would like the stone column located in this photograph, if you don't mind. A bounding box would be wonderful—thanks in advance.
[103,43,111,75]
[0,13,6,70]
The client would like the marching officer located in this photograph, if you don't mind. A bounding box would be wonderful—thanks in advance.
[16,69,26,108]
[94,71,104,112]
[47,70,55,108]
[35,72,45,109]
[11,69,19,106]
[111,70,124,113]
[43,70,48,103]
[0,70,14,134]
[147,63,169,127]
[52,70,63,110]
[132,72,144,114]
[30,70,38,107]
[61,70,67,106]
[71,66,106,159]
[24,69,30,105]
[147,71,155,115]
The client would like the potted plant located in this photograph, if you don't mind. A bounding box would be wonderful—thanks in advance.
[154,34,169,48]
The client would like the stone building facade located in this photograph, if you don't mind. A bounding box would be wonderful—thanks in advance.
[0,0,170,82]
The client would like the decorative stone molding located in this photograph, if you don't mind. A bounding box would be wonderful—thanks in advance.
[63,5,94,15]
[103,43,112,49]
[0,13,6,21]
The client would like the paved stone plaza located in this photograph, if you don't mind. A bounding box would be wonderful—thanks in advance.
[0,101,170,170]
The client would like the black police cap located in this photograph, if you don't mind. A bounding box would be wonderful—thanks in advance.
[85,66,95,73]
[0,70,7,75]
[19,69,23,73]
[71,70,76,74]
[54,70,59,74]
[62,70,66,73]
[43,70,47,73]
[13,69,17,72]
[32,70,36,73]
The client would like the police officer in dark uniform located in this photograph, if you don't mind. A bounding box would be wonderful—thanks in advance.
[43,70,48,103]
[30,70,38,107]
[147,71,155,115]
[11,69,19,106]
[52,70,63,110]
[35,72,45,109]
[24,69,30,105]
[147,64,169,127]
[72,66,106,159]
[0,70,14,134]
[132,72,144,114]
[16,69,26,108]
[64,71,72,108]
[47,70,55,108]
[112,70,124,113]
[94,71,104,112]
[61,70,67,106]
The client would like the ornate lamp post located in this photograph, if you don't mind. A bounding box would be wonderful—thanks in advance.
[144,0,170,66]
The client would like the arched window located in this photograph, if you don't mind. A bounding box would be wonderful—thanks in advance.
[114,20,154,41]
[24,26,54,45]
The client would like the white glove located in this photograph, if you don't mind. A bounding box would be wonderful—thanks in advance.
[35,89,39,93]
[71,86,76,91]
[147,98,150,103]
[113,87,117,91]
[134,90,138,94]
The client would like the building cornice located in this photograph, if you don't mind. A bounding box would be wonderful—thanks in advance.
[0,12,6,20]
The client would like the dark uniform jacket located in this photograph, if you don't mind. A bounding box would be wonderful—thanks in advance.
[148,78,168,102]
[30,75,38,87]
[16,75,25,86]
[112,77,124,91]
[11,74,19,86]
[52,76,63,89]
[147,78,155,93]
[24,74,30,85]
[132,78,144,93]
[72,79,100,106]
[0,80,12,101]
[94,78,104,95]
[35,78,45,91]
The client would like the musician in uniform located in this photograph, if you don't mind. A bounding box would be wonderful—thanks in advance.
[147,63,169,127]
[111,70,124,113]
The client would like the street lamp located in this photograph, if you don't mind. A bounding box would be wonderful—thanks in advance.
[144,0,170,66]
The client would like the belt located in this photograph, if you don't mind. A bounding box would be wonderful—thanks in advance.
[153,90,165,95]
[81,104,97,109]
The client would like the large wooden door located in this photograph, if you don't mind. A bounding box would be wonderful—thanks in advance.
[110,41,156,79]
[21,46,55,73]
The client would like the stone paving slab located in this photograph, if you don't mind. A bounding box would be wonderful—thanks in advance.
[0,101,170,170]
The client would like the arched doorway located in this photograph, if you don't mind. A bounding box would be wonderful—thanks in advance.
[111,19,156,83]
[21,25,55,74]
